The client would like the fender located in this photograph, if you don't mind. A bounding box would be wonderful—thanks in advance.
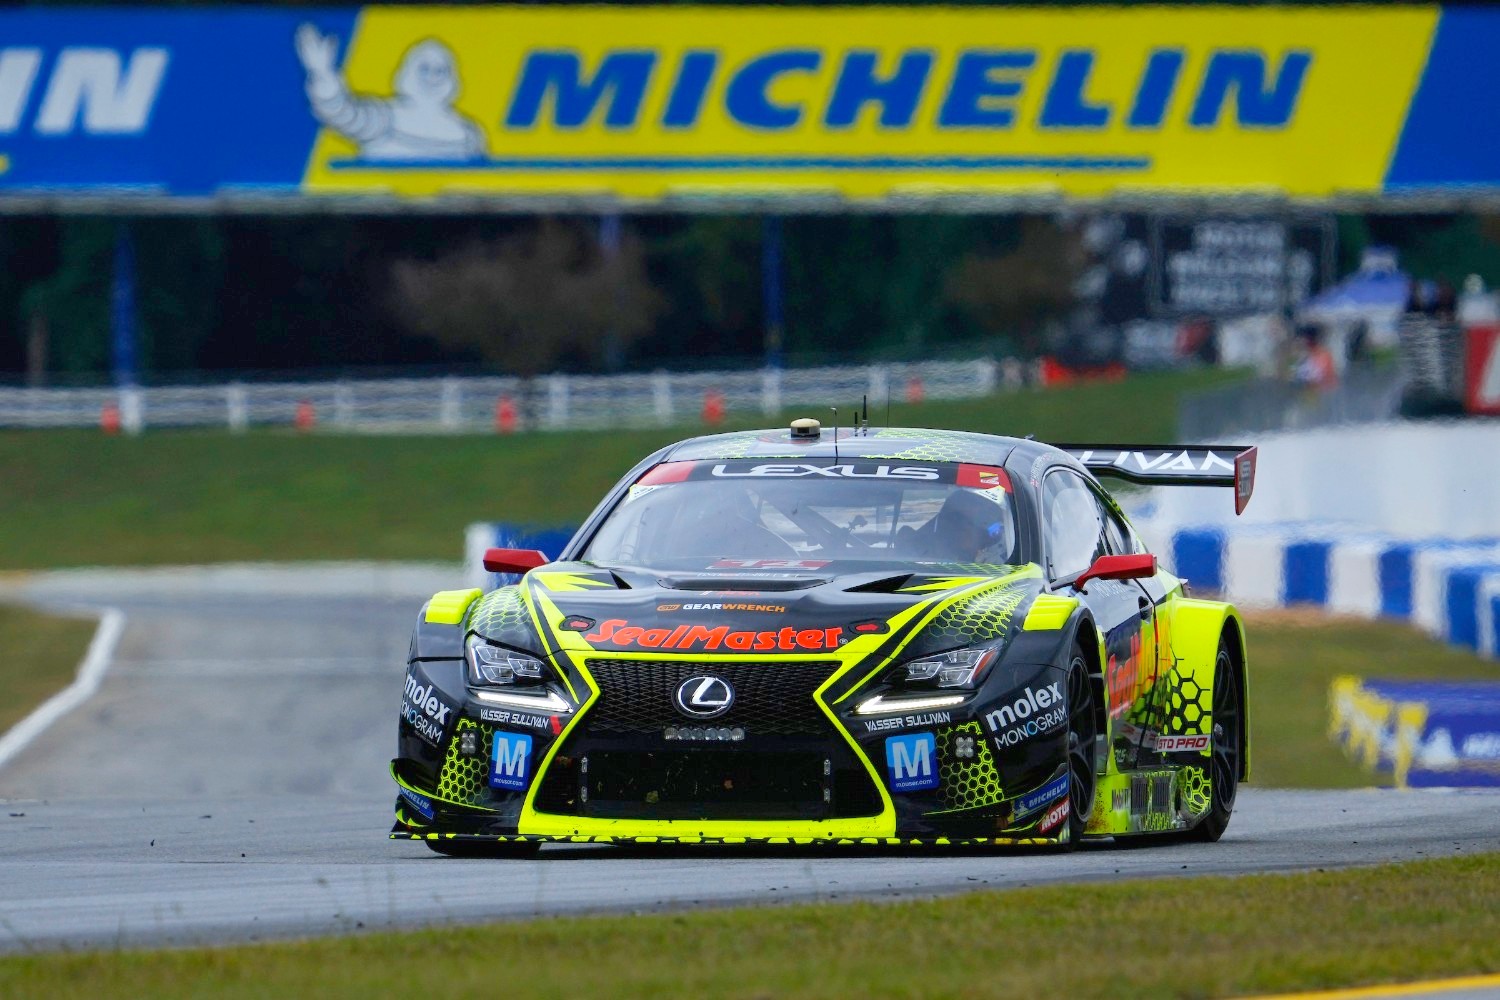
[410,588,483,662]
[1159,596,1250,780]
[1010,595,1110,769]
[1009,592,1086,665]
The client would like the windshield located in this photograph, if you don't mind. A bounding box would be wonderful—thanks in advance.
[582,460,1018,571]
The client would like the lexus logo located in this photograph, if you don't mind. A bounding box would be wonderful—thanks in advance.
[673,675,735,719]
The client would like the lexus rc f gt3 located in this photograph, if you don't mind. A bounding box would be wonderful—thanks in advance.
[393,422,1256,854]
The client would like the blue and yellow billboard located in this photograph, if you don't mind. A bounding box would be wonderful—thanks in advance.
[0,5,1496,205]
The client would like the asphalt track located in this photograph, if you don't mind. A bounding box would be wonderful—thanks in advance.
[0,566,1497,954]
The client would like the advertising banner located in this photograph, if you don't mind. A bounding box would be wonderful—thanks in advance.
[1465,326,1500,416]
[0,6,1497,206]
[1330,676,1500,788]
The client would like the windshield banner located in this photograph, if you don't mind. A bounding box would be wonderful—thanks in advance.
[1,6,1496,205]
[640,460,1011,488]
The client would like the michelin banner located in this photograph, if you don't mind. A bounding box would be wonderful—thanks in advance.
[1,5,1497,205]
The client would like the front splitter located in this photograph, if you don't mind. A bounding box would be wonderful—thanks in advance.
[391,827,1066,848]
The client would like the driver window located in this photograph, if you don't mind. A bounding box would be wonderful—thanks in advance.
[1087,483,1147,557]
[1043,470,1106,581]
[1091,487,1132,556]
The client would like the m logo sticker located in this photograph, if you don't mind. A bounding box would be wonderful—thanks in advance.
[884,733,938,792]
[489,731,533,791]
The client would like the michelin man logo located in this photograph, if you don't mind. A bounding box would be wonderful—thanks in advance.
[295,24,486,162]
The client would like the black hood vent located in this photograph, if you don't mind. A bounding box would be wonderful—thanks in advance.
[658,575,828,592]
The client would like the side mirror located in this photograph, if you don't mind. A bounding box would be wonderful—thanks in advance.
[483,547,550,574]
[1073,553,1157,592]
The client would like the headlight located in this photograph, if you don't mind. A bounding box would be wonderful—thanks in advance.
[466,636,547,686]
[896,647,997,689]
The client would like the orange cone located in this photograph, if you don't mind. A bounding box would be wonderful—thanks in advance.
[904,376,925,405]
[702,389,726,425]
[295,399,316,433]
[496,395,518,434]
[100,403,121,435]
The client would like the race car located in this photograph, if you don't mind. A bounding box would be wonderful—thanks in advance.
[392,421,1255,854]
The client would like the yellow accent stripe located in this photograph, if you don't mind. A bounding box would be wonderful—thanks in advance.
[0,154,9,175]
[1023,594,1078,631]
[424,588,482,625]
[532,571,612,592]
[898,575,994,593]
[1244,973,1500,1000]
[523,585,581,703]
[834,566,1043,704]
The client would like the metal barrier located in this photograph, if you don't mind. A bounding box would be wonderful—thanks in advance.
[0,359,1000,433]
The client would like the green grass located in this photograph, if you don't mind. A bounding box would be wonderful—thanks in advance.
[0,368,1242,570]
[0,603,94,735]
[1244,611,1500,789]
[2,853,1496,999]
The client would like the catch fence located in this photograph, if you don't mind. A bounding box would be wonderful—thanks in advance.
[0,359,1005,433]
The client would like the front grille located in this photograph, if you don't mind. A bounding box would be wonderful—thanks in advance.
[584,750,827,819]
[584,659,840,735]
[532,657,883,820]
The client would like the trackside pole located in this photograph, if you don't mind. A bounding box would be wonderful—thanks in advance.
[762,215,785,371]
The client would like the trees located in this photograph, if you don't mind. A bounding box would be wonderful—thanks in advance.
[388,218,663,375]
[943,217,1083,358]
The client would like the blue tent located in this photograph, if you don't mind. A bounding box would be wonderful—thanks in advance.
[1299,247,1412,321]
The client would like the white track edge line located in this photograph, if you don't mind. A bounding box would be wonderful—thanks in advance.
[0,607,125,773]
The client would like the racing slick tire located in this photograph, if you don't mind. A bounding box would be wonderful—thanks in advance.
[424,839,543,859]
[1064,642,1098,847]
[1191,640,1242,843]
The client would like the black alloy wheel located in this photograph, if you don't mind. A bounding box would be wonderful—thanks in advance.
[1064,645,1098,845]
[1193,641,1241,842]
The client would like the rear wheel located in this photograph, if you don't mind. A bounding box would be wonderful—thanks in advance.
[425,838,542,858]
[1192,641,1241,842]
[1064,646,1098,845]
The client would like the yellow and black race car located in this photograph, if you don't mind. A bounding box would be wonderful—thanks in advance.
[392,422,1257,855]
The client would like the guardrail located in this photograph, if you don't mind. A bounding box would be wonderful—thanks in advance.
[0,359,1004,433]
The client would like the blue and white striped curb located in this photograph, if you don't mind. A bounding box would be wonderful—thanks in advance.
[1143,519,1500,660]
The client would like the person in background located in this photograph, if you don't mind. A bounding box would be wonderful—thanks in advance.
[1405,277,1434,316]
[1290,324,1338,391]
[1433,277,1458,322]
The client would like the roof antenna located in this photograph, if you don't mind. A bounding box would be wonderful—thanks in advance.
[861,394,869,435]
[829,406,839,462]
[885,382,891,428]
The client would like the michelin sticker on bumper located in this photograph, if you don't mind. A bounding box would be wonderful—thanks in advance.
[399,785,436,821]
[1014,774,1070,817]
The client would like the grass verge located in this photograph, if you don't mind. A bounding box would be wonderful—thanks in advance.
[0,368,1242,569]
[0,603,94,735]
[1,853,1496,998]
[1244,610,1500,788]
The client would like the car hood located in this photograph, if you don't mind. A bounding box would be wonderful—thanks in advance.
[466,560,1050,662]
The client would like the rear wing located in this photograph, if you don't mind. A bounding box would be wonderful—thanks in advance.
[1056,444,1258,514]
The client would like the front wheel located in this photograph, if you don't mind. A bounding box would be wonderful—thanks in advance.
[425,838,542,858]
[1192,641,1241,842]
[1064,645,1098,845]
